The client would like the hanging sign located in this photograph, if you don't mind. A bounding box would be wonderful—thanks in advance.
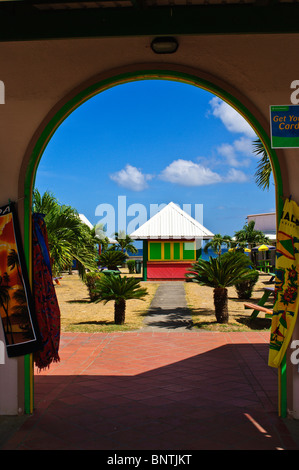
[270,105,299,148]
[0,202,41,357]
[268,198,299,368]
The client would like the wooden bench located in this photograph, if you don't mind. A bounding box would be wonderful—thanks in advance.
[244,302,273,319]
[266,272,276,284]
[244,287,274,320]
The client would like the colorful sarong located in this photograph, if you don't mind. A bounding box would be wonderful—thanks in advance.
[0,203,41,357]
[268,198,299,368]
[33,213,60,370]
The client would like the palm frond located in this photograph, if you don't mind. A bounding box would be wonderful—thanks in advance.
[95,275,148,304]
[98,250,127,270]
[186,252,255,288]
[33,189,98,278]
[252,138,272,191]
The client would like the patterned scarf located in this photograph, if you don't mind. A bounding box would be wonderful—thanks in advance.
[32,213,60,370]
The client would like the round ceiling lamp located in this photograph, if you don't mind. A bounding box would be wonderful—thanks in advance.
[151,37,179,54]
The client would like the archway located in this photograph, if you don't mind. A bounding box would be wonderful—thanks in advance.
[19,67,284,417]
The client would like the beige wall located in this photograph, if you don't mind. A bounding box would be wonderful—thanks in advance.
[247,213,276,233]
[0,33,299,415]
[0,328,18,415]
[0,34,297,203]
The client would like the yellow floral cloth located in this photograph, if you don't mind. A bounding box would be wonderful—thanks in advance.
[268,198,299,368]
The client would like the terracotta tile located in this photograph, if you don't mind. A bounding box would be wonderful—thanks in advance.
[1,331,298,451]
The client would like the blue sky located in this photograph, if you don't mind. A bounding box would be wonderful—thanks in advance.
[35,79,275,239]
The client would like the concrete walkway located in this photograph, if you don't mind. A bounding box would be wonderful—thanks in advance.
[142,281,193,331]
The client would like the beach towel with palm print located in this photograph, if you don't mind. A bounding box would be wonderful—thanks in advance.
[268,198,299,368]
[0,202,41,357]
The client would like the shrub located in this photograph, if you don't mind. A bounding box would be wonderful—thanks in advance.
[85,271,103,301]
[127,260,135,274]
[235,270,259,299]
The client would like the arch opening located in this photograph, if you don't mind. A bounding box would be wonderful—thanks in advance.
[20,68,284,416]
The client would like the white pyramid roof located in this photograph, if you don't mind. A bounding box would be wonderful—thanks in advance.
[79,213,93,229]
[79,214,117,243]
[130,202,214,240]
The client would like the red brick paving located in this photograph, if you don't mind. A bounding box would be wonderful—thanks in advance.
[2,331,298,450]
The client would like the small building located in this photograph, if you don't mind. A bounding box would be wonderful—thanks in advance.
[246,212,276,243]
[130,202,214,280]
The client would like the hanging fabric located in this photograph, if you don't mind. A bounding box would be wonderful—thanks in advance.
[32,213,60,370]
[0,202,41,357]
[268,197,299,368]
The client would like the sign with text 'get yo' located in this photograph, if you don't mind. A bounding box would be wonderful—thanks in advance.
[270,105,299,148]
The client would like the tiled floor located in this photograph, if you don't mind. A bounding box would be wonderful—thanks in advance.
[2,331,298,450]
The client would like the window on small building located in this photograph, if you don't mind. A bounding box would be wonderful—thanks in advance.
[149,242,162,260]
[148,241,196,261]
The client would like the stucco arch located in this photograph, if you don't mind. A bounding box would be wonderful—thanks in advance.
[15,62,287,417]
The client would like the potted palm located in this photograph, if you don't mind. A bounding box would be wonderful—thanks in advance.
[186,252,255,324]
[94,275,148,324]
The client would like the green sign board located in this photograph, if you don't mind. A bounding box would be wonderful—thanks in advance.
[270,105,299,148]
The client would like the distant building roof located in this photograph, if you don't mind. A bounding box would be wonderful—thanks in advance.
[247,212,275,217]
[79,213,93,229]
[130,202,214,240]
[247,212,276,237]
[80,214,117,243]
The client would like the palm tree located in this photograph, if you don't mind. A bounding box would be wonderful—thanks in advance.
[234,220,270,249]
[33,189,98,279]
[92,223,111,255]
[0,274,13,343]
[94,275,148,324]
[186,252,255,324]
[253,138,272,191]
[113,230,138,254]
[204,234,232,257]
[12,288,34,339]
[7,249,21,282]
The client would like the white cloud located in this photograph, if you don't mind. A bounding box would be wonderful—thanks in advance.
[209,97,256,138]
[110,164,153,191]
[159,158,249,186]
[217,138,252,168]
[110,159,249,191]
[224,168,249,183]
[233,136,254,155]
[217,143,241,167]
[159,159,222,186]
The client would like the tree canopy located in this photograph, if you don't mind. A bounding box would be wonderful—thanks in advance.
[204,233,232,257]
[234,220,270,248]
[33,189,98,279]
[252,138,273,191]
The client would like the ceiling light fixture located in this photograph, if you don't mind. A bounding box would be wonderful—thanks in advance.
[151,37,179,54]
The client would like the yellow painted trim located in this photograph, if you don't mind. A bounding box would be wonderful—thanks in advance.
[148,241,196,261]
